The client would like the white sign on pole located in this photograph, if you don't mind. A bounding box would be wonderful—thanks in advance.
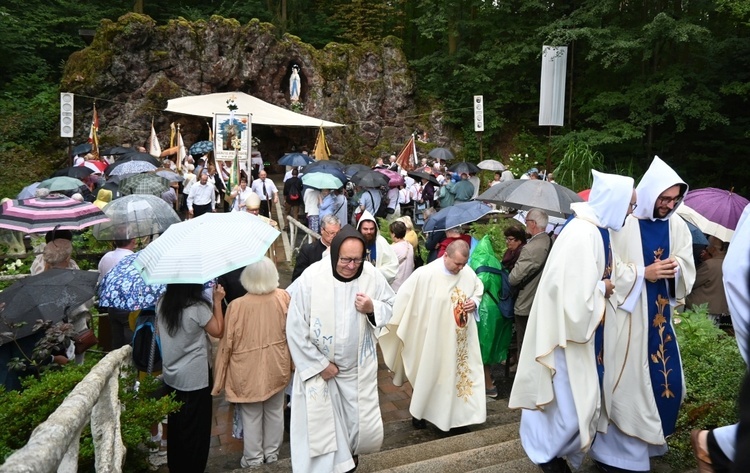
[474,95,484,132]
[60,93,74,138]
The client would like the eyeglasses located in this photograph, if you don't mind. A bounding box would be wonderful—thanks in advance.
[339,257,365,266]
[321,228,339,237]
[657,195,682,205]
[505,237,517,242]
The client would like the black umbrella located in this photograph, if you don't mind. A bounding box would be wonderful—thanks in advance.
[344,164,371,179]
[100,146,134,156]
[351,170,389,189]
[52,166,95,180]
[448,161,481,174]
[70,142,92,157]
[428,147,455,161]
[407,171,440,186]
[0,269,99,345]
[303,159,346,172]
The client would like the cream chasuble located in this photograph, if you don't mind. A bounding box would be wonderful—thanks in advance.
[380,258,486,431]
[287,257,394,473]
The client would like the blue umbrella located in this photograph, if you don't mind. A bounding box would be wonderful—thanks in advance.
[189,140,214,156]
[301,172,344,190]
[303,167,348,187]
[17,182,40,200]
[683,219,709,246]
[422,201,497,232]
[278,153,314,167]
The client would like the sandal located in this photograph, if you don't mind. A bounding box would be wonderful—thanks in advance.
[485,387,499,398]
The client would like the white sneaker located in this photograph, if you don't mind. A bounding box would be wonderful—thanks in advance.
[265,454,279,464]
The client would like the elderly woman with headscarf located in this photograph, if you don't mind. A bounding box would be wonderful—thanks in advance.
[212,257,291,468]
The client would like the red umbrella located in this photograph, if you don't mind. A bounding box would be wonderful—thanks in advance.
[374,168,405,188]
[578,189,591,201]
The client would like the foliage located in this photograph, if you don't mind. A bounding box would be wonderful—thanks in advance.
[506,153,540,180]
[468,217,520,258]
[664,304,745,470]
[0,356,180,470]
[554,141,605,192]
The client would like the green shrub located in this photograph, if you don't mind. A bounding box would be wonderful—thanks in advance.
[0,356,180,471]
[664,304,745,470]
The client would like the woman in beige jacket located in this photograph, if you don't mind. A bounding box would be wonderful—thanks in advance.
[212,257,292,468]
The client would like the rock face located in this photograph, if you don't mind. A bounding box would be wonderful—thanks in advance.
[61,14,432,169]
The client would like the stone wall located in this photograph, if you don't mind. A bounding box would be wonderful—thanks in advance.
[61,13,442,168]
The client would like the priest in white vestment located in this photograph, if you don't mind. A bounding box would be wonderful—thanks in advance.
[287,225,395,473]
[592,156,696,472]
[508,170,636,473]
[689,204,750,470]
[356,210,399,284]
[380,239,486,432]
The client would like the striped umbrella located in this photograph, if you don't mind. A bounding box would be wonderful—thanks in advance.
[108,161,157,176]
[119,174,171,197]
[133,212,280,284]
[0,194,109,233]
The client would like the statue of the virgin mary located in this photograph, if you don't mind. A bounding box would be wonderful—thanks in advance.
[290,65,301,103]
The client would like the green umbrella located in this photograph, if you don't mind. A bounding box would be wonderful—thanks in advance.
[38,176,86,193]
[301,172,344,190]
[119,174,171,197]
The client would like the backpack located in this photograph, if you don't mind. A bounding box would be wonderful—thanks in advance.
[368,190,390,219]
[475,265,515,319]
[132,308,162,373]
[288,184,300,201]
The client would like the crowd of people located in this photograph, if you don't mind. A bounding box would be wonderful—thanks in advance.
[4,147,747,473]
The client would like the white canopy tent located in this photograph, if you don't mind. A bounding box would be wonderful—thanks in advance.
[164,91,345,128]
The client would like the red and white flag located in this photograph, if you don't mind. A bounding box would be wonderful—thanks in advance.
[87,105,99,158]
[149,120,162,158]
[395,134,417,172]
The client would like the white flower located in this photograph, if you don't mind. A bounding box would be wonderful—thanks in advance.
[14,259,22,266]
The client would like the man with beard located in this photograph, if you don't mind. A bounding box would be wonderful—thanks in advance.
[509,170,636,473]
[291,214,341,281]
[356,210,399,284]
[592,156,696,472]
[287,225,395,472]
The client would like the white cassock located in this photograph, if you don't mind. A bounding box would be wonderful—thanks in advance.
[287,257,395,473]
[593,157,696,470]
[380,258,486,431]
[709,205,750,460]
[508,204,613,469]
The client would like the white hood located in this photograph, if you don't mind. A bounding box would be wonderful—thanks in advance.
[633,156,688,221]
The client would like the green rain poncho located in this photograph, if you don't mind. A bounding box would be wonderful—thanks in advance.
[470,235,513,364]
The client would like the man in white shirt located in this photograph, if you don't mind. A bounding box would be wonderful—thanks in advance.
[187,172,216,218]
[98,238,137,349]
[251,170,279,218]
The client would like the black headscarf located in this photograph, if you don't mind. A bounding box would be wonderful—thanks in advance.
[329,224,366,282]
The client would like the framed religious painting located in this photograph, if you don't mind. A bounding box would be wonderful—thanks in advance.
[213,113,252,164]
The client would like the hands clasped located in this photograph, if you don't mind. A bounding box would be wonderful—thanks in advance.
[645,257,678,282]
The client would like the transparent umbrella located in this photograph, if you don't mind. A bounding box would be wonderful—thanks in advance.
[92,194,181,240]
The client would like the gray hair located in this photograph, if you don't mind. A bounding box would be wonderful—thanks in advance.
[320,214,340,230]
[239,257,279,295]
[526,208,549,229]
[43,239,73,269]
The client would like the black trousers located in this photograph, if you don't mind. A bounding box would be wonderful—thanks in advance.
[260,200,270,218]
[193,203,212,218]
[167,378,213,473]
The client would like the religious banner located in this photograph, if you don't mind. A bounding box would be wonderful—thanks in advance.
[538,45,568,127]
[213,112,251,167]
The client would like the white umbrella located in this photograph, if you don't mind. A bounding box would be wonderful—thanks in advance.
[675,203,734,242]
[477,159,506,171]
[133,212,280,284]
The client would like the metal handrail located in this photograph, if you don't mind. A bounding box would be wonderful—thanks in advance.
[0,346,132,473]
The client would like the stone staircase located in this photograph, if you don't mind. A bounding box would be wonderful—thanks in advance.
[222,397,600,473]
